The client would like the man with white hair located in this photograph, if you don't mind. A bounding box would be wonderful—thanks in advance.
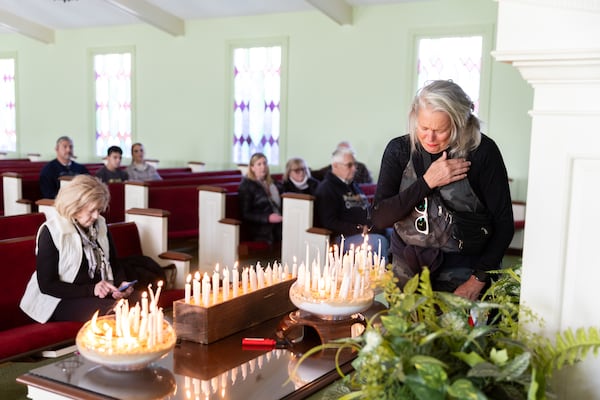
[315,146,389,258]
[312,141,373,183]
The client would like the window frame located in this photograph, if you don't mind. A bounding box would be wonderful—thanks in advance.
[226,36,289,167]
[0,52,17,153]
[407,25,494,125]
[89,46,136,158]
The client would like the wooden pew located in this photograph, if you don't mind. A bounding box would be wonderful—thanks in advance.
[0,212,46,240]
[281,193,331,267]
[508,201,526,255]
[198,189,333,271]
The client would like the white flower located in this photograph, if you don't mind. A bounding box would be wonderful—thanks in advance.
[361,330,382,353]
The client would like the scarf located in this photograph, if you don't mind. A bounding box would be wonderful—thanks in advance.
[290,175,309,190]
[74,221,113,281]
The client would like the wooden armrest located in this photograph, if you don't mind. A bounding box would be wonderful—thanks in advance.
[220,218,241,225]
[307,227,332,235]
[159,251,193,262]
[36,199,55,206]
[126,208,170,217]
[198,185,227,193]
[17,199,33,205]
[281,193,315,201]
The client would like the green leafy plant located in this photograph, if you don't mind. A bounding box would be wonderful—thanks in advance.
[295,266,600,399]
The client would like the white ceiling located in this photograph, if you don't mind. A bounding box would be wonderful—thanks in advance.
[0,0,424,43]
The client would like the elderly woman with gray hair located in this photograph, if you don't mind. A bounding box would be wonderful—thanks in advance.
[20,175,135,323]
[372,80,514,300]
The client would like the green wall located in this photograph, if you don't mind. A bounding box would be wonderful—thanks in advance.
[0,0,532,200]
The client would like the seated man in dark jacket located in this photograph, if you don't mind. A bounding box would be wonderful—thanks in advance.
[39,136,89,199]
[315,146,389,260]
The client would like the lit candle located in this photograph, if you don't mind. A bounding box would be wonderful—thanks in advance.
[193,271,201,305]
[212,265,220,304]
[155,280,163,307]
[223,266,230,301]
[202,272,210,306]
[297,263,305,289]
[242,267,248,294]
[249,266,257,291]
[233,263,239,298]
[141,292,148,319]
[185,274,191,304]
[265,264,273,286]
[257,265,264,289]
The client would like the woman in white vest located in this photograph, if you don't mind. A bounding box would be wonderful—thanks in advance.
[20,175,135,323]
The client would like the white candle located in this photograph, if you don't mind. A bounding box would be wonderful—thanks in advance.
[193,271,201,305]
[202,273,210,306]
[155,280,163,308]
[292,256,297,278]
[156,307,164,343]
[223,267,230,301]
[257,266,264,289]
[212,265,220,304]
[339,274,350,300]
[353,274,361,299]
[249,266,257,291]
[233,264,239,297]
[141,292,148,319]
[297,263,305,288]
[185,274,191,304]
[340,235,345,257]
[265,264,273,286]
[242,267,248,294]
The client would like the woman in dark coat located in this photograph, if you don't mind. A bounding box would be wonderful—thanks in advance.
[238,153,283,244]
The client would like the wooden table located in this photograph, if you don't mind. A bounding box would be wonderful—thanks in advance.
[17,315,355,400]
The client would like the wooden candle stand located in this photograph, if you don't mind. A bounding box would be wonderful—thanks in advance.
[276,310,366,346]
[173,278,296,344]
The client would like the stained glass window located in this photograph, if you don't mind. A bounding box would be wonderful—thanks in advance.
[0,57,16,152]
[232,46,281,165]
[94,52,132,157]
[417,36,483,113]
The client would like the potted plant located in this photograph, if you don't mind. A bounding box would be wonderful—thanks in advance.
[296,266,600,399]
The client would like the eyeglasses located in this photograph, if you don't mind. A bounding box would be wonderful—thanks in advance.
[339,162,356,169]
[291,167,306,173]
[414,197,429,234]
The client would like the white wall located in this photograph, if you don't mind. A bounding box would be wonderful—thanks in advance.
[0,0,532,199]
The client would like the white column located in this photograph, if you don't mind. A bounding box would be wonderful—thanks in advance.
[494,1,600,398]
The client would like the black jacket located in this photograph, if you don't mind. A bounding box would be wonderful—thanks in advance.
[238,177,283,243]
[315,171,381,237]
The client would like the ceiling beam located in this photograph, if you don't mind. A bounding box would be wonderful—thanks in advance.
[104,0,185,36]
[306,0,353,25]
[0,9,54,44]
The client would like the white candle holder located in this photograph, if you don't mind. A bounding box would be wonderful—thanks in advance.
[76,315,176,371]
[288,281,373,320]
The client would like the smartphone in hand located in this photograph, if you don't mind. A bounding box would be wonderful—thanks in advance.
[118,280,138,292]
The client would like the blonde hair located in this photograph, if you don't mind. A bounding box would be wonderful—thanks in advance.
[408,80,481,158]
[283,157,310,181]
[54,175,110,220]
[246,153,272,185]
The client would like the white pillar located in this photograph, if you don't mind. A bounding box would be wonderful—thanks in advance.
[494,1,600,398]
